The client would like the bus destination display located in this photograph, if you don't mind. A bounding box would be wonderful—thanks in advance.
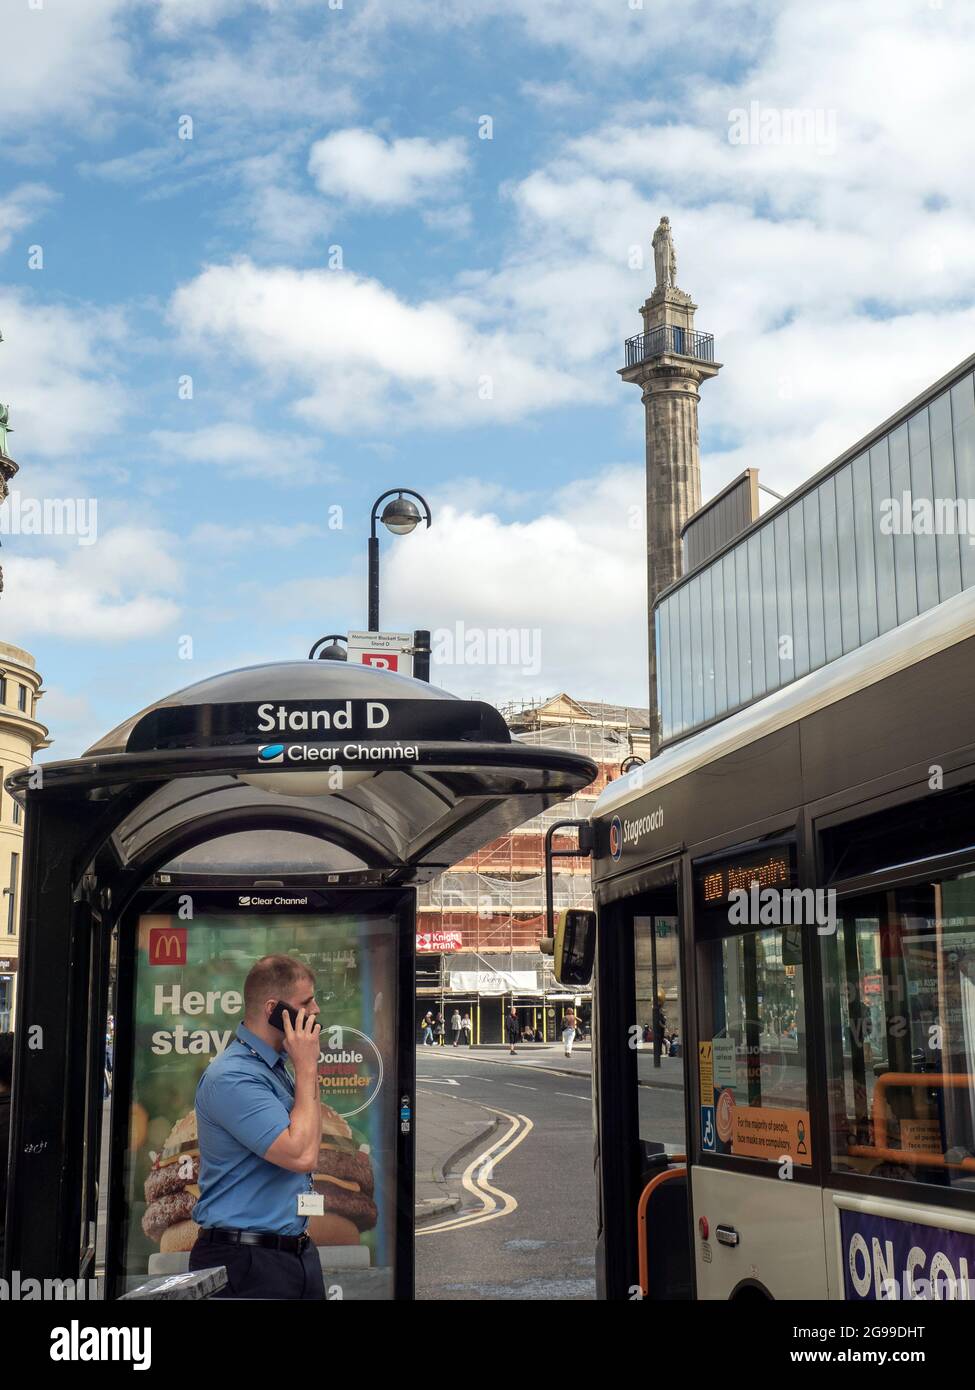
[695,845,796,910]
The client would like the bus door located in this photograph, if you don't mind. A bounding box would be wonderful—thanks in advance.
[594,863,690,1299]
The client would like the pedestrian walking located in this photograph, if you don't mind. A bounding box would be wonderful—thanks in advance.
[506,1005,520,1055]
[450,1009,462,1046]
[562,1006,578,1057]
[434,1012,446,1047]
[653,994,667,1059]
[420,1011,434,1046]
[460,1011,472,1046]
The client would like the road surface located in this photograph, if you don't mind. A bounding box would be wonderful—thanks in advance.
[415,1045,686,1299]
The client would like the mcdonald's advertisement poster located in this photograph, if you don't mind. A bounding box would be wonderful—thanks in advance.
[125,907,400,1296]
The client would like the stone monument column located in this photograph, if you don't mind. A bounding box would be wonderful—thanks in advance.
[0,404,18,598]
[619,218,721,751]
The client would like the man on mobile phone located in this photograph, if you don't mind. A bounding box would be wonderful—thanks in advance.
[187,954,324,1299]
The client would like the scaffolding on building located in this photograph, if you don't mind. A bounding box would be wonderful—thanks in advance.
[417,693,652,960]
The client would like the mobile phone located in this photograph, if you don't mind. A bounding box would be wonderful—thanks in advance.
[268,999,317,1033]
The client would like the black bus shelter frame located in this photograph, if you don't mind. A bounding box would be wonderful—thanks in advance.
[2,661,596,1290]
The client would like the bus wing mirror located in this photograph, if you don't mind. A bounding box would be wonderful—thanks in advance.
[554,908,596,987]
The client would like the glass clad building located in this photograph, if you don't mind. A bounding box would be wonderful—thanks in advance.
[655,356,975,745]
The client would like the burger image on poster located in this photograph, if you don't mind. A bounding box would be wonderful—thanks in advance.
[308,1104,377,1255]
[143,1111,201,1262]
[145,1106,377,1275]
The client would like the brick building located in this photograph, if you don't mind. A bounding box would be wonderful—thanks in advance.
[415,694,651,1043]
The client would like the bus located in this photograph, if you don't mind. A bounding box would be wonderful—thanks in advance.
[572,584,975,1301]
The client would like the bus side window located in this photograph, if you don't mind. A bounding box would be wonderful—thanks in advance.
[698,928,811,1167]
[823,874,975,1189]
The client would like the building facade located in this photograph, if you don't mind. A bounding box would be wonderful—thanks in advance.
[655,352,975,746]
[0,642,49,1030]
[416,694,651,1043]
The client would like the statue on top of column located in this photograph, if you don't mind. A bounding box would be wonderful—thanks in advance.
[652,216,678,292]
[0,403,12,460]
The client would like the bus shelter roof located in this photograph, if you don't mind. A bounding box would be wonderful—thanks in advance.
[6,659,598,885]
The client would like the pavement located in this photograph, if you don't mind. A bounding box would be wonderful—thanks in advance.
[414,1088,500,1221]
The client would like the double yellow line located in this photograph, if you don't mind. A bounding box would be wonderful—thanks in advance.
[416,1104,533,1236]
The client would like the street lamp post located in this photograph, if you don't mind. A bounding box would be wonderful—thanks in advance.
[368,488,432,632]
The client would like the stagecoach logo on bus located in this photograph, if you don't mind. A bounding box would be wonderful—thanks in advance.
[610,807,664,860]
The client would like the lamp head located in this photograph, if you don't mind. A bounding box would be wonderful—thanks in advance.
[381,495,422,536]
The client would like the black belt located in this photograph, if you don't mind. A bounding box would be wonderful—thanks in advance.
[198,1226,311,1254]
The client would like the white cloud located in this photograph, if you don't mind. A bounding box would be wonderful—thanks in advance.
[162,36,357,124]
[0,292,128,460]
[169,259,600,432]
[519,80,586,108]
[0,0,133,128]
[0,184,56,254]
[253,469,649,705]
[150,423,330,482]
[376,473,649,705]
[152,0,274,33]
[700,305,975,498]
[422,203,473,237]
[489,0,975,497]
[308,129,468,208]
[1,526,182,642]
[149,0,764,72]
[187,520,326,551]
[242,181,331,253]
[31,685,101,756]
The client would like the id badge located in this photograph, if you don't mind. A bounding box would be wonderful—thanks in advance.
[298,1192,325,1216]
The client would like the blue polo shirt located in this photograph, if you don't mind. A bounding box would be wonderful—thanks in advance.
[192,1022,313,1236]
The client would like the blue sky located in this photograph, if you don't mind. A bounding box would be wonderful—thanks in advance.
[2,0,975,757]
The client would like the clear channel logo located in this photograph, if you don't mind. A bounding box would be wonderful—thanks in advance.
[258,743,286,763]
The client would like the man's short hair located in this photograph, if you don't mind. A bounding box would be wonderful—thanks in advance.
[243,955,315,1017]
[0,1031,14,1091]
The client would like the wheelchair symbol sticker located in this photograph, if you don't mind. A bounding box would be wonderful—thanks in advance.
[701,1105,716,1152]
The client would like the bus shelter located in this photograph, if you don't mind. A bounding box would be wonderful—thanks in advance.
[2,659,596,1299]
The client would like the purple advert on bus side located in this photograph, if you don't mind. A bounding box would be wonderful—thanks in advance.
[840,1207,975,1300]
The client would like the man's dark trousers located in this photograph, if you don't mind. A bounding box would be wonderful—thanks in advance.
[189,1236,325,1300]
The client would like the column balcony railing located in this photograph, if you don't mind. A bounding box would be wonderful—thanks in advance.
[624,325,715,367]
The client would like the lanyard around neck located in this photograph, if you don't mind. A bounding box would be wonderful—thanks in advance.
[237,1037,295,1093]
